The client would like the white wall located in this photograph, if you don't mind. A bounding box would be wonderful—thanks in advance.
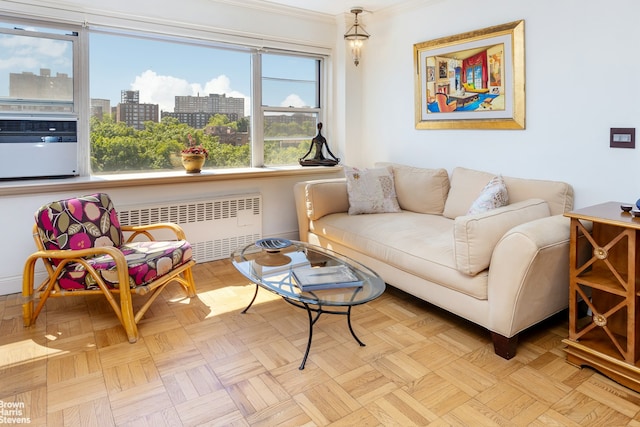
[358,0,640,209]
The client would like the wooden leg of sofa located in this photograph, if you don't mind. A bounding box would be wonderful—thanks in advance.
[491,332,518,359]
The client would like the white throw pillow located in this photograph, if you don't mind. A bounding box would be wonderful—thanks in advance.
[345,166,401,215]
[467,175,508,215]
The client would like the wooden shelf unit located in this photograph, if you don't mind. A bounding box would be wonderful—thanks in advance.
[564,201,640,391]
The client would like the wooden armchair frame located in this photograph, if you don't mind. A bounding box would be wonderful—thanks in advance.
[23,222,197,343]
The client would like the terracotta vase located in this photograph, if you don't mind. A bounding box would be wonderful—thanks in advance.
[181,153,206,173]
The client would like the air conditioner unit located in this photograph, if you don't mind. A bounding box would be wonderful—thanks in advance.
[0,117,78,179]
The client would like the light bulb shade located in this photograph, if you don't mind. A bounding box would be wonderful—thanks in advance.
[344,8,370,66]
[349,39,364,66]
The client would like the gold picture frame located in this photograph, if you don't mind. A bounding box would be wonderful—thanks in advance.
[414,20,525,130]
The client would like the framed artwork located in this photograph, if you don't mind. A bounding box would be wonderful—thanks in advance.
[414,20,525,130]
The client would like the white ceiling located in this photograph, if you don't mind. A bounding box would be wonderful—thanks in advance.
[253,0,411,16]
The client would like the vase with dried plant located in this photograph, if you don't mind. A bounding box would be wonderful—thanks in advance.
[181,133,208,173]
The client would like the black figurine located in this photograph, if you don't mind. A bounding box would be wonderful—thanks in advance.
[299,123,340,166]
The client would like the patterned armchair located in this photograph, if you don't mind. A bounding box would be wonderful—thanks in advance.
[22,193,197,343]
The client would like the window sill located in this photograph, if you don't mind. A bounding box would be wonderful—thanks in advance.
[0,165,344,196]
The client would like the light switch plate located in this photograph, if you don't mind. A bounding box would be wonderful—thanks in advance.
[610,128,635,148]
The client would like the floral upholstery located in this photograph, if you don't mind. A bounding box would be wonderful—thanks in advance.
[35,193,193,291]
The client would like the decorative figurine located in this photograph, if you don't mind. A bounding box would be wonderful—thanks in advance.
[299,123,340,166]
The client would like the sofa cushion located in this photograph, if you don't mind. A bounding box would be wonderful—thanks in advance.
[376,163,450,214]
[453,198,550,275]
[310,212,489,300]
[467,175,508,215]
[444,167,574,218]
[345,166,401,215]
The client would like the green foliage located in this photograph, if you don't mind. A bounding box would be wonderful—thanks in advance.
[90,114,317,173]
[265,140,311,165]
[264,117,316,137]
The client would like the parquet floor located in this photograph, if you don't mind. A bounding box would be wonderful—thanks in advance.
[2,260,640,426]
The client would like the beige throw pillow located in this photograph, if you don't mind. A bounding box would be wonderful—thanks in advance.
[453,199,550,275]
[345,166,401,215]
[467,175,508,215]
[377,163,450,214]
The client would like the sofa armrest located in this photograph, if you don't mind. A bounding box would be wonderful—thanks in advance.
[487,214,572,337]
[294,178,348,242]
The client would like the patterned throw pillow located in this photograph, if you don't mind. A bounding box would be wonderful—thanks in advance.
[345,166,401,215]
[467,175,508,215]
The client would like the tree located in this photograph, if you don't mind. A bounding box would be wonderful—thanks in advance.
[90,113,310,172]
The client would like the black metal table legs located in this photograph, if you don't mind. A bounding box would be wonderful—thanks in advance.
[294,302,366,370]
[241,285,365,370]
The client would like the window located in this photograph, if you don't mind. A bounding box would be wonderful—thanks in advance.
[89,30,324,174]
[261,54,321,166]
[0,21,77,115]
[0,15,325,178]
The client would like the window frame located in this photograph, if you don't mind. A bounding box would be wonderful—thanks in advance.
[253,51,324,167]
[88,27,327,173]
[0,15,328,179]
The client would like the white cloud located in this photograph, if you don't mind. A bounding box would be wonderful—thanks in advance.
[0,33,70,71]
[131,70,192,112]
[131,70,250,116]
[280,94,306,108]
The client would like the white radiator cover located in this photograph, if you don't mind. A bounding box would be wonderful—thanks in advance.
[117,194,262,263]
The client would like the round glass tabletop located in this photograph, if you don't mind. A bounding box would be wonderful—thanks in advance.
[231,240,385,306]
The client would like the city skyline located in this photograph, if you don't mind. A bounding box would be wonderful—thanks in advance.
[89,32,316,117]
[0,25,317,117]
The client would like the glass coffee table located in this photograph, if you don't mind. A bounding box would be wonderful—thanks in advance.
[231,239,385,369]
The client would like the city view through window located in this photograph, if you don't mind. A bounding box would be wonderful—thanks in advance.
[0,21,323,176]
[90,32,322,173]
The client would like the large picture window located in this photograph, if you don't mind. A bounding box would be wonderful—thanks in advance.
[89,30,323,174]
[0,16,325,178]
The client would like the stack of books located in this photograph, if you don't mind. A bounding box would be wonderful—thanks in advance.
[292,264,363,291]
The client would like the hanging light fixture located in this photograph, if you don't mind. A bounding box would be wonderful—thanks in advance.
[344,8,370,66]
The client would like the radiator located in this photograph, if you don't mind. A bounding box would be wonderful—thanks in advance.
[117,194,262,263]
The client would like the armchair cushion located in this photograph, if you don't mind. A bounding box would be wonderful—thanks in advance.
[36,193,123,254]
[58,240,193,290]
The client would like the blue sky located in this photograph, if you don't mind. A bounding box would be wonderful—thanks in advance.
[0,27,317,116]
[89,32,317,115]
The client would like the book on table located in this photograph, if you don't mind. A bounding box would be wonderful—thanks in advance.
[292,264,363,291]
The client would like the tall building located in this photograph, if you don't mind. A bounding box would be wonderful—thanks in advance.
[115,90,158,130]
[161,111,239,129]
[5,68,73,113]
[9,68,72,101]
[175,93,244,118]
[90,98,111,119]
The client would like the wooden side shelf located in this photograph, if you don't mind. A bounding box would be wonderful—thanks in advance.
[564,202,640,392]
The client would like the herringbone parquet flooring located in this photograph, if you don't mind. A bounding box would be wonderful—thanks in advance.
[2,259,640,426]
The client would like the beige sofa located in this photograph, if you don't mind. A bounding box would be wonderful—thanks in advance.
[293,164,575,359]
